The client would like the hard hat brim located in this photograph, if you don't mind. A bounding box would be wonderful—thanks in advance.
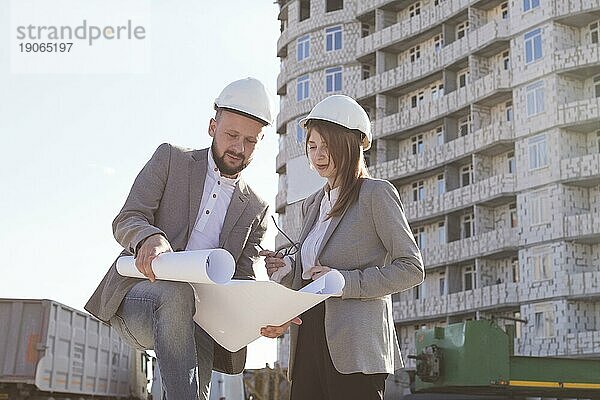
[298,116,372,150]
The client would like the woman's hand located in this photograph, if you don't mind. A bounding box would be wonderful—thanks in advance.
[260,317,302,338]
[259,250,286,278]
[308,265,331,280]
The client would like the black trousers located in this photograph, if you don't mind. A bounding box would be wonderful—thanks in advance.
[290,300,388,400]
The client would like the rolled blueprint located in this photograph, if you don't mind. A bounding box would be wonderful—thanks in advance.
[116,249,235,284]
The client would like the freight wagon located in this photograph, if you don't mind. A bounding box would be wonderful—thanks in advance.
[0,298,151,400]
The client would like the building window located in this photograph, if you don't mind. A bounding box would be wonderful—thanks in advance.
[413,285,420,300]
[511,257,520,283]
[434,0,447,5]
[433,34,444,53]
[530,190,549,225]
[458,115,472,137]
[458,70,469,88]
[534,309,554,338]
[502,50,510,70]
[439,272,446,296]
[590,22,599,44]
[528,134,548,170]
[436,126,444,145]
[409,2,421,18]
[296,75,309,101]
[509,202,518,228]
[506,100,513,121]
[501,2,509,19]
[299,0,310,21]
[362,64,371,80]
[325,67,342,93]
[296,117,306,144]
[412,181,425,201]
[463,265,476,290]
[594,75,600,98]
[437,174,445,195]
[411,91,424,108]
[533,250,552,281]
[361,23,371,38]
[412,226,426,249]
[409,45,421,62]
[507,151,515,173]
[431,83,444,100]
[596,130,600,153]
[524,28,543,64]
[523,0,540,12]
[526,81,545,116]
[325,26,342,51]
[297,35,310,61]
[411,134,424,155]
[438,221,446,243]
[325,0,343,12]
[461,164,473,187]
[461,214,474,239]
[456,21,469,39]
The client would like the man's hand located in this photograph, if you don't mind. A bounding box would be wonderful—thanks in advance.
[135,234,173,282]
[308,265,331,280]
[259,250,287,278]
[260,317,302,338]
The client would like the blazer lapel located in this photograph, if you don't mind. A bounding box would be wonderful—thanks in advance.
[316,200,351,262]
[187,149,209,239]
[298,189,325,244]
[219,179,250,247]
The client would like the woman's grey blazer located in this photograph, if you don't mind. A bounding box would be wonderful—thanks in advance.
[280,178,424,378]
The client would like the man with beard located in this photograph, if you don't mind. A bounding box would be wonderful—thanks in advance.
[85,78,275,400]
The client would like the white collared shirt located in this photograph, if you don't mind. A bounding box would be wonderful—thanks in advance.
[300,187,339,279]
[185,150,239,251]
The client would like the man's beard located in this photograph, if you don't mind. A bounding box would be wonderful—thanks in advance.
[211,144,249,176]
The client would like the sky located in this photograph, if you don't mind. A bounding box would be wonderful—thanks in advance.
[0,1,282,368]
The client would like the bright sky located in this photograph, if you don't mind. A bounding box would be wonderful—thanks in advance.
[0,1,281,368]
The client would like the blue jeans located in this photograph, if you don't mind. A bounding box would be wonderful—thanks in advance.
[110,280,214,400]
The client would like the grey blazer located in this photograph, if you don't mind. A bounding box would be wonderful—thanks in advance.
[281,178,424,378]
[85,144,269,374]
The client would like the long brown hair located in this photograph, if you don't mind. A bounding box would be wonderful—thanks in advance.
[305,120,370,218]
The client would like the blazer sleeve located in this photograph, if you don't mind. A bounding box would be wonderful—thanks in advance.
[338,180,425,300]
[112,143,171,255]
[234,204,269,280]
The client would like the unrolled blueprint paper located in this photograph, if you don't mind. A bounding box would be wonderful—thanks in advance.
[191,270,345,352]
[116,248,345,352]
[116,249,235,284]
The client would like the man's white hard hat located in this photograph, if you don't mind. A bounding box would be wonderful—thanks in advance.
[299,95,372,150]
[214,77,274,125]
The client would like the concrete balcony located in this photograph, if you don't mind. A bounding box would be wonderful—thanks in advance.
[276,10,351,60]
[565,330,600,357]
[405,174,516,222]
[275,191,287,213]
[277,99,314,133]
[369,122,514,181]
[564,212,600,242]
[356,19,510,100]
[393,282,519,322]
[555,44,600,77]
[555,0,600,24]
[373,70,512,139]
[557,97,600,132]
[421,227,519,268]
[356,0,470,59]
[356,0,396,17]
[561,153,600,186]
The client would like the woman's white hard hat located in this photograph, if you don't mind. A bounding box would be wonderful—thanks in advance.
[214,77,274,125]
[299,95,372,150]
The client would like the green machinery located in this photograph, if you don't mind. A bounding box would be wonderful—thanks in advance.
[411,320,600,398]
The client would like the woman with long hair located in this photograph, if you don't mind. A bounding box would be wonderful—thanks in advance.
[260,95,424,400]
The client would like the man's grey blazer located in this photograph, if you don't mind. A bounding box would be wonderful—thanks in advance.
[280,178,424,378]
[85,144,269,374]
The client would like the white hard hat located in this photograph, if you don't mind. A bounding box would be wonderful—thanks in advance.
[299,95,372,150]
[214,77,274,125]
